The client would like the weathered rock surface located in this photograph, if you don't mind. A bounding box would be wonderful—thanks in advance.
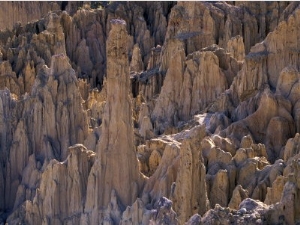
[7,144,95,225]
[1,2,300,225]
[1,53,89,218]
[171,126,210,224]
[83,19,145,224]
[0,2,60,30]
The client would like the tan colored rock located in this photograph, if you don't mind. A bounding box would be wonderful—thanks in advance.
[152,45,230,134]
[130,44,144,72]
[84,87,106,129]
[146,45,161,70]
[12,144,95,225]
[0,61,22,96]
[293,101,300,133]
[284,133,300,162]
[236,158,285,203]
[203,45,242,89]
[172,126,209,223]
[5,120,30,210]
[276,66,299,99]
[143,140,181,201]
[229,7,300,108]
[148,150,162,175]
[3,53,89,216]
[84,20,144,223]
[60,11,81,62]
[138,103,154,140]
[165,2,288,56]
[178,50,228,121]
[201,135,237,207]
[0,2,60,30]
[209,169,230,208]
[268,158,300,225]
[227,35,245,62]
[120,198,148,225]
[206,147,232,169]
[212,135,236,156]
[120,196,178,225]
[13,154,42,211]
[205,112,231,135]
[266,116,292,160]
[31,54,89,160]
[228,185,249,210]
[23,61,36,94]
[232,148,247,165]
[2,2,300,224]
[38,12,67,58]
[240,135,254,149]
[237,158,259,191]
[224,88,294,162]
[165,2,214,53]
[264,175,287,205]
[137,138,168,176]
[151,38,185,133]
[139,2,170,45]
[106,3,155,68]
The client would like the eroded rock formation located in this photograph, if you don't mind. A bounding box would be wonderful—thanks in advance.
[1,2,300,225]
[83,20,145,224]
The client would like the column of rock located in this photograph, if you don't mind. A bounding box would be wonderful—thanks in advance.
[85,19,144,222]
[172,125,210,224]
[151,38,185,134]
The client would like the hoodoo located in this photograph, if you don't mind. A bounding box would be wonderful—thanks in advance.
[84,19,144,220]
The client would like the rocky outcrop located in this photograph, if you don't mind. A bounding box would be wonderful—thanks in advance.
[151,38,186,133]
[172,125,210,224]
[227,35,245,62]
[83,19,145,224]
[2,2,300,225]
[166,2,291,55]
[8,144,95,225]
[2,52,88,218]
[0,2,60,30]
[151,44,238,134]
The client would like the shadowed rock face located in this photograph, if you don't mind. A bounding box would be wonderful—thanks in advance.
[1,2,300,225]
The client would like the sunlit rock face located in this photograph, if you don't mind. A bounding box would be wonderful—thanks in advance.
[1,2,300,225]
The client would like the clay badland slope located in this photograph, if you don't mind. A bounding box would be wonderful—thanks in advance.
[0,1,300,225]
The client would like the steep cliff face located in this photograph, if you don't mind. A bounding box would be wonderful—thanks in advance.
[1,2,300,225]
